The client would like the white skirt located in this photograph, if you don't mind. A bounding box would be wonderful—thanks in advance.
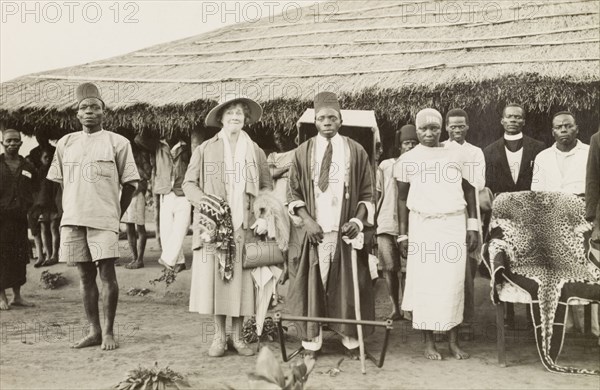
[402,211,466,330]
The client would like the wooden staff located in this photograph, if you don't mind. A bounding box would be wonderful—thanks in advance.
[344,233,367,374]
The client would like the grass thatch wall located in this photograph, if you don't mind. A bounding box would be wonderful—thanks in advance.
[1,0,598,157]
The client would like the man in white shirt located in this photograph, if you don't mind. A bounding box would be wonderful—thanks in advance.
[445,109,486,326]
[531,111,595,337]
[532,111,589,194]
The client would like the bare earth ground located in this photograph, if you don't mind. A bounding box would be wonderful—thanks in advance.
[1,234,599,390]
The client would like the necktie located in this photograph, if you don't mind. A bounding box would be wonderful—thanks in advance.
[318,140,333,192]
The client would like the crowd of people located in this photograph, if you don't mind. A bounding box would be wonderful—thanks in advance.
[0,82,598,362]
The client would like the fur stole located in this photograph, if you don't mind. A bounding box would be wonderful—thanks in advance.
[253,190,290,252]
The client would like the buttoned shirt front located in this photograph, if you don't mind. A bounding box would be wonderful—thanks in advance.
[313,133,345,233]
[531,140,589,194]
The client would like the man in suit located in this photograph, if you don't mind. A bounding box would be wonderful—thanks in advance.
[483,104,545,195]
[483,103,545,329]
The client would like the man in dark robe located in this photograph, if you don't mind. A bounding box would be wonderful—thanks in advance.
[483,103,545,328]
[287,92,375,359]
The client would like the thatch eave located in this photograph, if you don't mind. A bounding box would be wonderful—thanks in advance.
[0,0,598,148]
[2,73,597,139]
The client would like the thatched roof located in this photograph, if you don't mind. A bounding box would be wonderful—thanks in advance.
[1,0,599,147]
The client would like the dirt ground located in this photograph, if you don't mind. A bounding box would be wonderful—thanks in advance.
[1,234,599,390]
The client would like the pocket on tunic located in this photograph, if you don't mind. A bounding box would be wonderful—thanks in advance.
[93,160,116,178]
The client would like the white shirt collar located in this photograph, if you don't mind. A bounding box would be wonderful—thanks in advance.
[316,132,342,146]
[552,140,583,155]
[84,129,105,137]
[504,133,523,141]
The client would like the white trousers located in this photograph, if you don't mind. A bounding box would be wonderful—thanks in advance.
[302,232,359,351]
[159,192,191,267]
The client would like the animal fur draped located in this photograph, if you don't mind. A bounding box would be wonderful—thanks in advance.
[483,191,600,375]
[252,190,290,252]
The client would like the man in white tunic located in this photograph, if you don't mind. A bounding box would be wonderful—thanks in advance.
[395,108,479,360]
[444,109,486,325]
[531,111,588,195]
[531,111,596,337]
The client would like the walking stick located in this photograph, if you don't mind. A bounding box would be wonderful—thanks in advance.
[343,233,366,374]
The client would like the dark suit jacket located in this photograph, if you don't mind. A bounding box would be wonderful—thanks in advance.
[483,135,545,195]
[585,131,600,221]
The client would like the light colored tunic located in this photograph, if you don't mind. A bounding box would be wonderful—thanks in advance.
[48,130,139,233]
[376,158,399,235]
[531,141,589,194]
[394,143,469,330]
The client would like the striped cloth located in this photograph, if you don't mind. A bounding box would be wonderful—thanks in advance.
[195,194,235,282]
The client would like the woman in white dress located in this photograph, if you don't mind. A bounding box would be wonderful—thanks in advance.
[394,108,479,360]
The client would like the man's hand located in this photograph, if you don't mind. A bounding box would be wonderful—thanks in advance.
[341,221,360,239]
[399,240,408,258]
[304,218,324,244]
[466,230,479,252]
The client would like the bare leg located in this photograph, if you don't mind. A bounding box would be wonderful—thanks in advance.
[9,286,34,307]
[126,225,146,269]
[125,223,138,264]
[449,326,470,359]
[33,232,44,267]
[0,289,9,310]
[383,270,401,320]
[154,194,161,251]
[423,330,442,360]
[48,219,60,263]
[98,259,119,350]
[72,263,102,348]
[41,221,51,262]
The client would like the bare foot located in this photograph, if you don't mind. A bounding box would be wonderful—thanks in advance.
[424,344,442,360]
[71,333,102,349]
[42,257,58,267]
[10,298,34,307]
[449,342,470,360]
[125,260,144,269]
[101,334,119,351]
[0,298,9,310]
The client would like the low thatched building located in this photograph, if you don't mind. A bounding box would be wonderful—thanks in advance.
[1,0,599,155]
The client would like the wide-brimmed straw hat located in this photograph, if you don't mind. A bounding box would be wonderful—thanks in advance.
[204,95,262,128]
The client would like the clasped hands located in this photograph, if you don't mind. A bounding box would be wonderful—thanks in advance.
[304,218,361,244]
